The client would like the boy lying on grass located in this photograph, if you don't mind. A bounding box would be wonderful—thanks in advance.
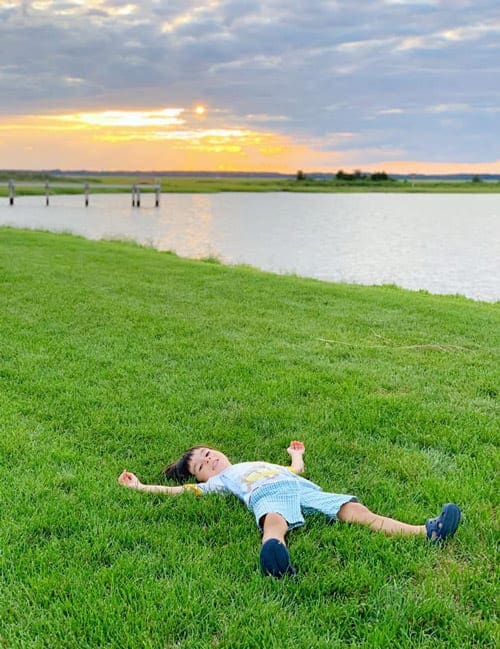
[118,441,461,578]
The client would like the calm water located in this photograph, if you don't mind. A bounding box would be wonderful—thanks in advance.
[1,192,499,302]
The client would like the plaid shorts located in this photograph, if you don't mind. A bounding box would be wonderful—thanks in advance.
[248,480,358,530]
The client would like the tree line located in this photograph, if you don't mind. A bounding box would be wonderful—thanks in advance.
[296,169,393,182]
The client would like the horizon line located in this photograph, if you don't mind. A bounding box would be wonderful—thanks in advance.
[2,168,500,178]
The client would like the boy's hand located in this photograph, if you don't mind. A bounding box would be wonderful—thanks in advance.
[118,470,141,489]
[287,440,305,456]
[287,440,305,474]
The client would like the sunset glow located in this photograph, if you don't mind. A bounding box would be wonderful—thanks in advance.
[54,109,185,128]
[0,1,498,173]
[1,107,499,173]
[0,109,328,172]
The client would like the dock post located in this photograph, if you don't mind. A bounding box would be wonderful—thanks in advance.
[136,186,141,208]
[155,184,160,207]
[45,181,50,206]
[84,182,89,207]
[8,180,14,205]
[132,184,136,207]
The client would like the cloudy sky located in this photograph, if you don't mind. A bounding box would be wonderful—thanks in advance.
[1,0,499,173]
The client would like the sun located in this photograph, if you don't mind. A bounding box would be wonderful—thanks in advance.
[195,105,206,115]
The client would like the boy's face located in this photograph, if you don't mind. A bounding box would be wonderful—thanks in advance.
[188,447,231,482]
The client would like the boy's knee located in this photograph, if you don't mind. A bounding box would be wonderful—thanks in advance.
[260,513,289,544]
[337,501,370,522]
[260,512,287,528]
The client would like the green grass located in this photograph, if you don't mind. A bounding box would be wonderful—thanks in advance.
[0,227,498,648]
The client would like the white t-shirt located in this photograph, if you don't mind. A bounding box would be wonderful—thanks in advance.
[194,461,320,505]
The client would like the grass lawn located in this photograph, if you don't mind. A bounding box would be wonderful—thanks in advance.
[0,227,498,648]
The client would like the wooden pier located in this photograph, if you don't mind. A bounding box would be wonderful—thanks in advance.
[1,181,161,208]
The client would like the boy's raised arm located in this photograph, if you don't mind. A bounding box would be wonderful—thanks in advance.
[118,470,185,495]
[286,440,305,474]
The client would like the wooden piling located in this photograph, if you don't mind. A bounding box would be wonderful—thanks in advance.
[45,182,50,206]
[136,186,141,208]
[84,182,89,207]
[8,180,14,205]
[132,184,137,207]
[155,184,160,208]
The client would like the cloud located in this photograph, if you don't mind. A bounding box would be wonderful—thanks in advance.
[378,108,405,115]
[53,108,186,128]
[426,103,472,114]
[245,113,290,123]
[0,0,499,170]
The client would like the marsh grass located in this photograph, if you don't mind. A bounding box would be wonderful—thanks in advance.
[0,227,498,648]
[1,174,500,196]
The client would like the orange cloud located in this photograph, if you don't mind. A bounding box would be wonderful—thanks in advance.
[0,109,327,172]
[52,108,185,128]
[0,109,499,174]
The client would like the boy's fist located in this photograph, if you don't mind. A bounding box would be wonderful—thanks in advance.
[287,440,305,454]
[118,470,140,488]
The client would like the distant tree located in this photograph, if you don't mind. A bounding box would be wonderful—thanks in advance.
[336,170,353,181]
[296,169,306,181]
[353,169,364,180]
[471,175,482,183]
[370,171,389,181]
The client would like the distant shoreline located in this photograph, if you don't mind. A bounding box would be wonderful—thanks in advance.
[2,169,500,181]
[1,171,500,195]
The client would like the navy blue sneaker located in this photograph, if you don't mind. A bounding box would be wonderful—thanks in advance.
[426,503,461,543]
[260,539,296,578]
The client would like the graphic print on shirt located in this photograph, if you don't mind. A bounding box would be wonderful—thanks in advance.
[197,461,318,503]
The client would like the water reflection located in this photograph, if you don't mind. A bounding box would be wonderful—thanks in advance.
[0,192,498,302]
[160,194,215,257]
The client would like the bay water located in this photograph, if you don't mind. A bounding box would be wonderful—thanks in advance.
[1,192,498,302]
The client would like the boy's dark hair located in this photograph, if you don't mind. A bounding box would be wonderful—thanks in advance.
[161,445,205,483]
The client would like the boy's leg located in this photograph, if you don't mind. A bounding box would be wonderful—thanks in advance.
[261,512,288,544]
[260,513,296,577]
[249,483,304,577]
[337,501,426,536]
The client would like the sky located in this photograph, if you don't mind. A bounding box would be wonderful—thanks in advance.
[0,0,499,174]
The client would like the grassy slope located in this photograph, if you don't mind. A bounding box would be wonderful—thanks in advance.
[0,228,498,648]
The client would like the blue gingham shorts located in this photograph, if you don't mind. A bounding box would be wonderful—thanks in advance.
[248,480,358,531]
